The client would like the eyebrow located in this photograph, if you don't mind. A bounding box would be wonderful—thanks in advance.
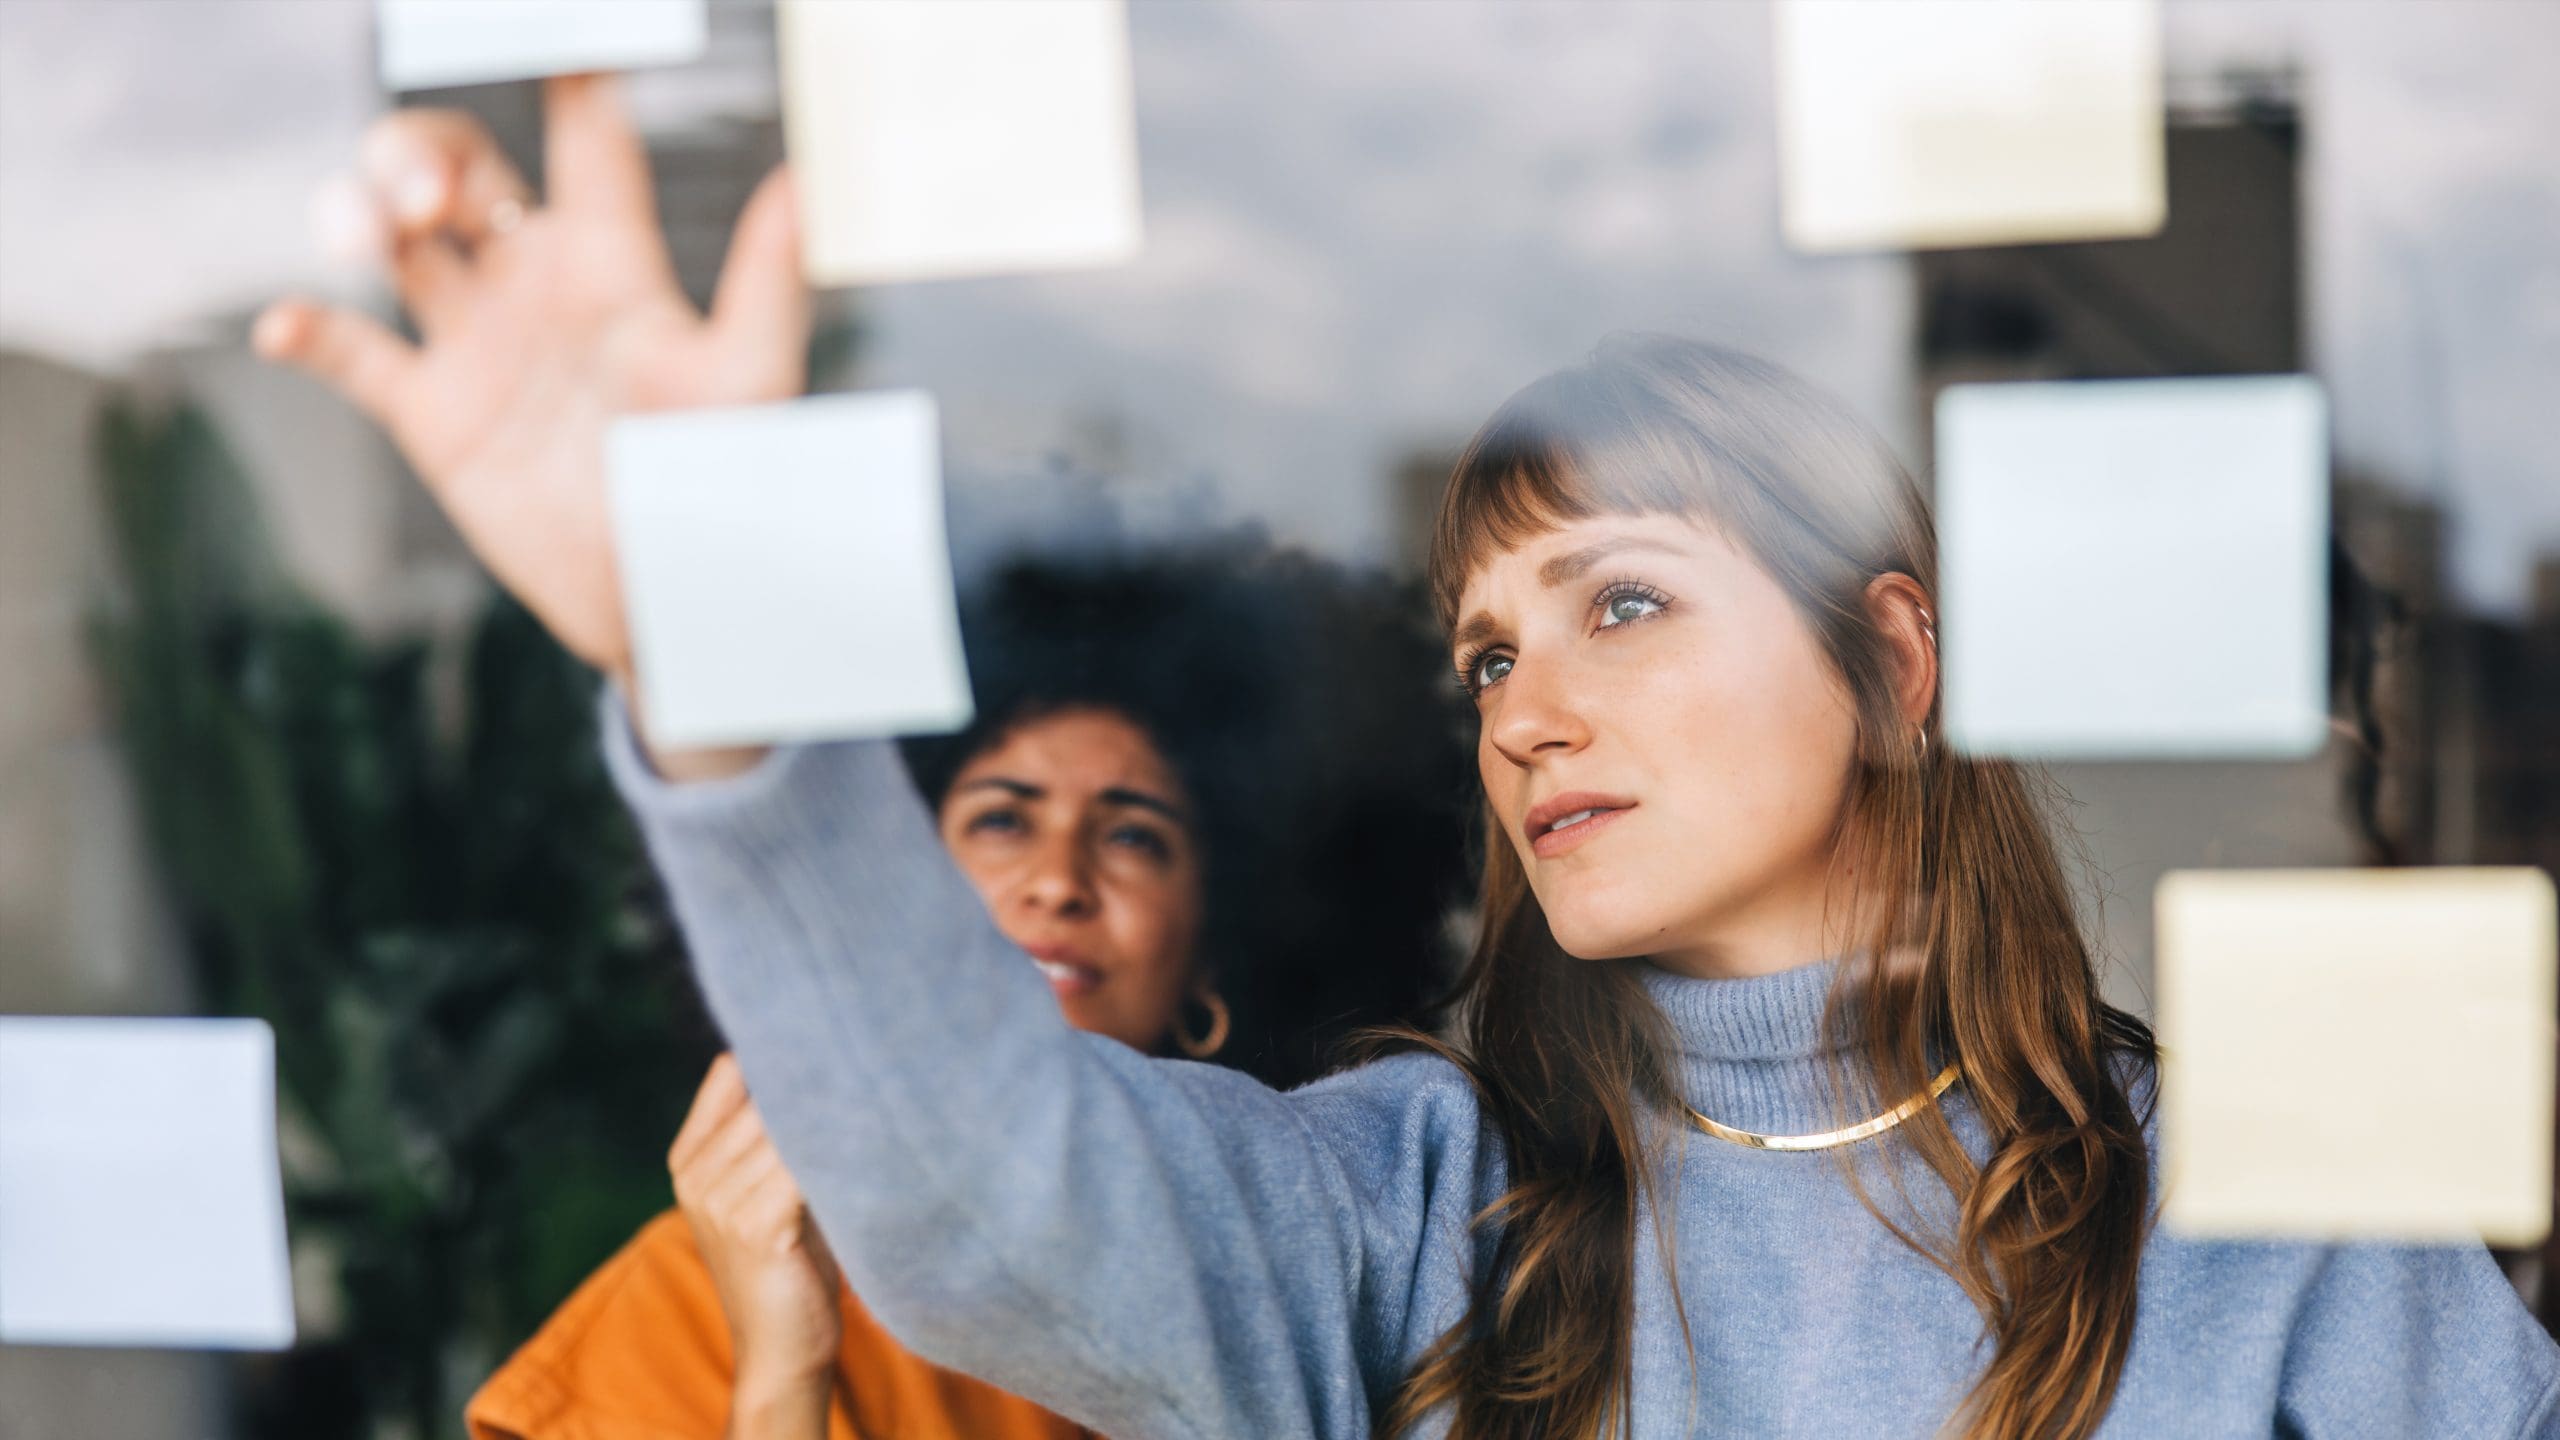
[1450,536,1694,654]
[1099,787,1189,826]
[1536,536,1690,586]
[955,776,1189,827]
[1449,611,1502,658]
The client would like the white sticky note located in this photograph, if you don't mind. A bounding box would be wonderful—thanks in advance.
[0,1018,295,1349]
[2158,869,2557,1245]
[609,392,974,749]
[1937,377,2329,759]
[777,0,1143,286]
[1774,0,2165,252]
[377,0,707,91]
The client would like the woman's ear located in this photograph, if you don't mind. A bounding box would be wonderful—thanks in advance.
[1861,571,1938,735]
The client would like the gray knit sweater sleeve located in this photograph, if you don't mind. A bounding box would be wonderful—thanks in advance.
[601,709,1490,1440]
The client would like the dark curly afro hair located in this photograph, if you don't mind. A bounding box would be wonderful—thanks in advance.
[900,533,1475,1090]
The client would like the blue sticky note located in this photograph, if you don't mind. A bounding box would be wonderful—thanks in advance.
[0,1018,295,1349]
[1937,376,2330,758]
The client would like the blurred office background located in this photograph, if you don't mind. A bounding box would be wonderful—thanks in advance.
[3,1,2556,1435]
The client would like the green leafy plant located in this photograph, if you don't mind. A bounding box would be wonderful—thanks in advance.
[93,399,718,1439]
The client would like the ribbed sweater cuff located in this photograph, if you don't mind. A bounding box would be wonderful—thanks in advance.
[597,689,851,828]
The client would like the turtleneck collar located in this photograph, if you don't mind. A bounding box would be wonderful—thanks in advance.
[1638,957,1885,1137]
[1639,955,1849,1063]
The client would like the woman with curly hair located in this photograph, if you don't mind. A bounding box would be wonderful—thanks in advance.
[464,545,1470,1439]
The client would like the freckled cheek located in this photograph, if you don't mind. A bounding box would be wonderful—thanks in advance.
[1618,655,1736,767]
[1633,665,1818,829]
[1706,696,1859,840]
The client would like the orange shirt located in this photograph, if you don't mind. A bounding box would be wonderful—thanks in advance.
[467,1210,1100,1440]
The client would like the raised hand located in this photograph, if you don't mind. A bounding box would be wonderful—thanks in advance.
[254,75,810,678]
[670,1055,843,1437]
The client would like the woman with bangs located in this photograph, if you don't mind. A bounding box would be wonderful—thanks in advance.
[262,79,2558,1438]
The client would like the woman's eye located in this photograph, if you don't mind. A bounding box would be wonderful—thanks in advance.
[965,809,1026,836]
[1473,653,1515,691]
[1596,588,1667,628]
[1108,825,1173,861]
[1587,584,1669,627]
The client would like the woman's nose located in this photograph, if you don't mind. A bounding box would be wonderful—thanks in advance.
[1486,652,1592,769]
[1017,831,1100,916]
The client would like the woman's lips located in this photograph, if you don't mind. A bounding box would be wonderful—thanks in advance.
[1033,960,1102,997]
[1525,796,1638,860]
[1022,944,1104,997]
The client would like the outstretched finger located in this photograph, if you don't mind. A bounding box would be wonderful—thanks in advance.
[543,74,657,226]
[709,165,811,386]
[362,108,533,248]
[252,300,420,428]
[669,1053,750,1169]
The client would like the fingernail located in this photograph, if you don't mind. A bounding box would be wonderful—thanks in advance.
[393,167,445,222]
[251,306,298,358]
[309,174,385,267]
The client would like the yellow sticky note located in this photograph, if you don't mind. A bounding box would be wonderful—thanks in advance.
[2158,868,2556,1246]
[1773,0,2165,252]
[777,0,1144,287]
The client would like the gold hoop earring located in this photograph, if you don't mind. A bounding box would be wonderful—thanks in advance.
[1175,989,1231,1059]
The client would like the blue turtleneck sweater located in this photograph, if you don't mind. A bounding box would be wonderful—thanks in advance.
[605,716,2559,1438]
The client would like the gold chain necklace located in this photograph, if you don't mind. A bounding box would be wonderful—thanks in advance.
[1684,1062,1962,1152]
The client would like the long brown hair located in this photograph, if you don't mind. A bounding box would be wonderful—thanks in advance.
[1381,335,2156,1439]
